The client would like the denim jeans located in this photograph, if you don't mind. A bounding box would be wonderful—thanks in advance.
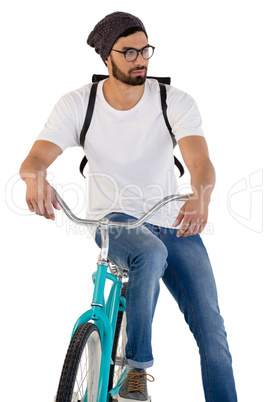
[95,212,237,402]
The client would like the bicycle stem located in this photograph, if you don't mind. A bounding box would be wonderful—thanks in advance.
[98,218,110,264]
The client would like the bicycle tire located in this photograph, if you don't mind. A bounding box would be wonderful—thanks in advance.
[108,282,128,400]
[55,322,101,402]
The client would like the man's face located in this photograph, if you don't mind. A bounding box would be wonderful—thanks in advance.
[106,31,149,86]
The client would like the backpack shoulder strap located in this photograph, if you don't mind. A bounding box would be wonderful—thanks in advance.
[159,82,176,147]
[79,82,98,177]
[80,82,98,147]
[159,82,184,177]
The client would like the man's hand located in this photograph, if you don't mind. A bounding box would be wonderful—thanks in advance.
[25,174,60,220]
[20,140,62,220]
[172,196,209,237]
[174,136,216,237]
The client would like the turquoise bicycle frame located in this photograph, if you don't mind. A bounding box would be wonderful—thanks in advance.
[70,262,126,402]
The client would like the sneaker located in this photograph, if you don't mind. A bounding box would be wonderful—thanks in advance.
[118,367,154,402]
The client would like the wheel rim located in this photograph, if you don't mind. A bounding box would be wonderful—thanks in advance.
[73,330,101,402]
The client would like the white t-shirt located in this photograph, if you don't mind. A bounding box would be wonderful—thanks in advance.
[37,78,204,228]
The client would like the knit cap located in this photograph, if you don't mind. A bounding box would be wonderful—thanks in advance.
[87,11,147,63]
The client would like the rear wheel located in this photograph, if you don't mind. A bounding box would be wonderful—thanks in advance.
[108,282,128,400]
[56,322,101,402]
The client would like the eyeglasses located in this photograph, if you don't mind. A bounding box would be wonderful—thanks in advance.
[111,45,155,62]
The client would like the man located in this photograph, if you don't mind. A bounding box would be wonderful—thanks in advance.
[20,11,237,402]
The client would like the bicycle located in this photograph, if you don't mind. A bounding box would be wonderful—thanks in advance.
[52,187,190,402]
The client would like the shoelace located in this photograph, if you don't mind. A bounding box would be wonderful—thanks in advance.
[123,372,155,395]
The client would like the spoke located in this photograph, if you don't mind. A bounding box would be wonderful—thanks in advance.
[75,349,88,396]
[74,339,98,399]
[113,313,127,387]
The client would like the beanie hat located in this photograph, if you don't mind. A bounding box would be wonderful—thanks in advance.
[87,11,147,63]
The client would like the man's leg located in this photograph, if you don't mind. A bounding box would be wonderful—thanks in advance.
[160,228,237,402]
[95,213,168,369]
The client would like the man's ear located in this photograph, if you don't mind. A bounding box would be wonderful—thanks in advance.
[105,55,112,71]
[105,55,110,67]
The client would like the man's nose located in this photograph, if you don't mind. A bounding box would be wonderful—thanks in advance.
[134,52,146,65]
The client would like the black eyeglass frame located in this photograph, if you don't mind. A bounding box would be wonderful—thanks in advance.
[111,45,155,62]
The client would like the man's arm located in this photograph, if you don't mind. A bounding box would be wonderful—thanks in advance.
[20,140,62,220]
[173,136,216,237]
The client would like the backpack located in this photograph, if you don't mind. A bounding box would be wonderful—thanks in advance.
[79,74,184,178]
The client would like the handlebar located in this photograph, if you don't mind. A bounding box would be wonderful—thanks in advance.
[52,186,191,263]
[52,186,191,229]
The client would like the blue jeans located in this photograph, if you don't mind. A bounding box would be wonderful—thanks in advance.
[95,212,237,402]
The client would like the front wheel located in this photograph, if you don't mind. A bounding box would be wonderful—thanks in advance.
[55,322,102,402]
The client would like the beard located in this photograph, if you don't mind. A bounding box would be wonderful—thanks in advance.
[110,56,147,86]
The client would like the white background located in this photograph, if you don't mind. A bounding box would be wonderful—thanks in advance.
[1,0,267,400]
